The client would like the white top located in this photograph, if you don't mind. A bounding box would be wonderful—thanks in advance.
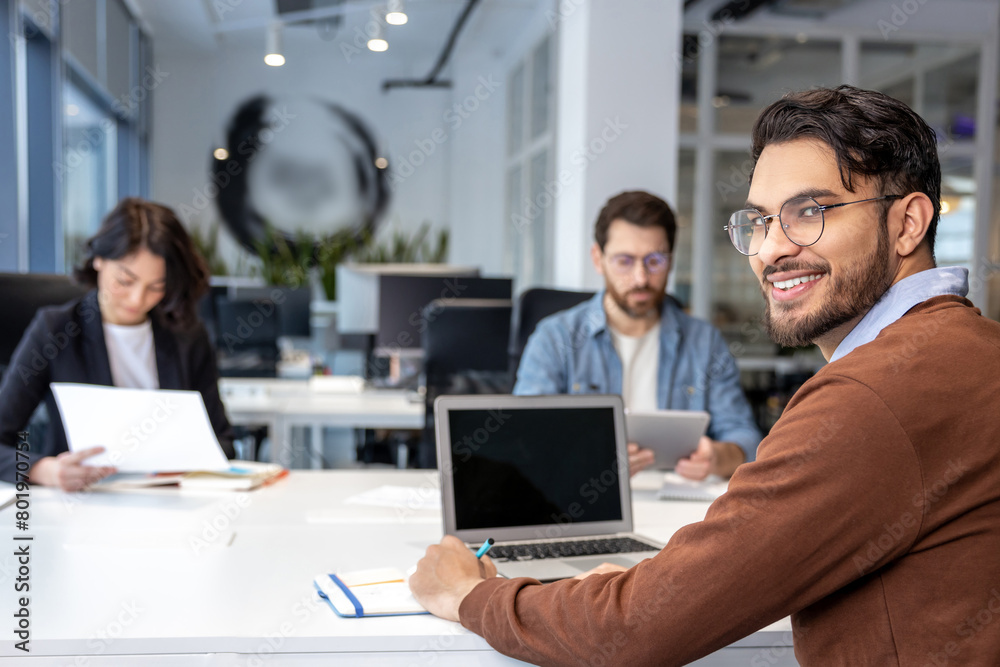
[103,319,159,389]
[609,322,660,412]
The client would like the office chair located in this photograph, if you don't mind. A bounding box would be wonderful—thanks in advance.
[508,287,595,376]
[416,298,514,468]
[0,273,90,374]
[0,273,89,451]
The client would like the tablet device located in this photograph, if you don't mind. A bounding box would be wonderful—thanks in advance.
[624,409,710,469]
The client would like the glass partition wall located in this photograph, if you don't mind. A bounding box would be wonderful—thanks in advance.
[680,25,997,431]
[681,30,994,353]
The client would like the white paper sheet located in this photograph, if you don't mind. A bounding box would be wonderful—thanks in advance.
[342,484,442,510]
[656,472,729,502]
[51,383,230,473]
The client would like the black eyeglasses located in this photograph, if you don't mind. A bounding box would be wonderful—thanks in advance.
[724,195,901,256]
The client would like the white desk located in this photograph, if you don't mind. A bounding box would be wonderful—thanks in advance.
[220,378,425,467]
[0,471,797,665]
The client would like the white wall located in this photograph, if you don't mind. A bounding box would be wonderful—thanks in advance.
[447,1,557,280]
[449,0,685,291]
[148,0,683,289]
[150,27,455,270]
[554,0,684,290]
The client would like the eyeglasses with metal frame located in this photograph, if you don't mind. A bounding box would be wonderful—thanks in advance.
[605,252,671,275]
[723,194,902,256]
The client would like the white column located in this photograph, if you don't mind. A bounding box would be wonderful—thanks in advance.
[971,24,999,311]
[553,0,683,289]
[690,31,717,321]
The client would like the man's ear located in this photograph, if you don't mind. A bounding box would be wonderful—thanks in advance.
[893,193,936,258]
[591,242,605,276]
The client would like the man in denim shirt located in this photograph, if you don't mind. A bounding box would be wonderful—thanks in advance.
[513,191,761,479]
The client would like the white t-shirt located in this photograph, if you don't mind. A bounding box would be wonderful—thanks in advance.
[609,322,660,412]
[103,320,159,390]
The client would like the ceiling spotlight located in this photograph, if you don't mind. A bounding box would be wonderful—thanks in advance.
[66,104,80,116]
[213,148,230,161]
[374,157,389,169]
[367,21,388,52]
[386,0,408,25]
[265,23,285,66]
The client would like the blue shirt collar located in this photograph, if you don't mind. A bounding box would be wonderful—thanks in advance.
[830,266,969,362]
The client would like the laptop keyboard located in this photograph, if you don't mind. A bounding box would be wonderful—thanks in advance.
[488,537,659,561]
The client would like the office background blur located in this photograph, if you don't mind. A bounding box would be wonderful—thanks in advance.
[0,0,998,447]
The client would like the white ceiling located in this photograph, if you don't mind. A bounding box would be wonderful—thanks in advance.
[130,0,541,69]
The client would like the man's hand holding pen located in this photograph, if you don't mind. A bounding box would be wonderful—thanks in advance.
[410,535,497,623]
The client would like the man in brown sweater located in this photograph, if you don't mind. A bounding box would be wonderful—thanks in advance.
[410,86,1000,665]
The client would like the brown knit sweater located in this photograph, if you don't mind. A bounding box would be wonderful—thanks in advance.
[459,295,1000,666]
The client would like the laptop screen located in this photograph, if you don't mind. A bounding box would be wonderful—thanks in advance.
[447,406,624,531]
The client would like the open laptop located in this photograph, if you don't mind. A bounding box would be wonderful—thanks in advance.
[435,394,663,582]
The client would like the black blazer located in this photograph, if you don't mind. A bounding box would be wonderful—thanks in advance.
[0,290,235,482]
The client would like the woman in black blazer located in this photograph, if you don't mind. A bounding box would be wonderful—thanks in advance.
[0,198,234,490]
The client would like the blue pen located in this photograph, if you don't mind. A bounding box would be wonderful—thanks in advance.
[475,538,495,559]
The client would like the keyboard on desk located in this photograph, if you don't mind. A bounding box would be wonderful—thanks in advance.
[487,536,659,561]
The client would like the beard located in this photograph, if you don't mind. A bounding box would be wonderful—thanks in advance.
[761,222,894,348]
[605,282,666,320]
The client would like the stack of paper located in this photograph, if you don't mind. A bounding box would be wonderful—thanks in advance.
[181,462,288,491]
[97,462,288,491]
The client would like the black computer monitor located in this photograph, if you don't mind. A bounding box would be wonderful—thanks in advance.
[275,286,312,338]
[212,296,281,378]
[202,285,312,344]
[375,275,513,354]
[422,299,513,377]
[197,285,230,345]
[229,285,312,339]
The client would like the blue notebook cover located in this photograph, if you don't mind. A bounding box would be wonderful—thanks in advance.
[314,570,429,618]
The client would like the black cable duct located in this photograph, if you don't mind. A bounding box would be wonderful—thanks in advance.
[382,0,482,91]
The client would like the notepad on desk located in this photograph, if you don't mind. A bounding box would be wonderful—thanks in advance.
[656,472,730,502]
[313,568,428,618]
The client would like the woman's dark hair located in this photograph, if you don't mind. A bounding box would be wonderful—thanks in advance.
[74,198,210,330]
[750,85,941,255]
[594,190,677,251]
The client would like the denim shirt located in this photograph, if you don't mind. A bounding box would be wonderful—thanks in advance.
[513,292,762,460]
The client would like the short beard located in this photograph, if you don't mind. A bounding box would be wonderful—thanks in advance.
[606,285,665,320]
[762,221,894,348]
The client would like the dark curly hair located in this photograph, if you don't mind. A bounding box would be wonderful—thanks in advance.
[750,85,941,255]
[74,198,210,330]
